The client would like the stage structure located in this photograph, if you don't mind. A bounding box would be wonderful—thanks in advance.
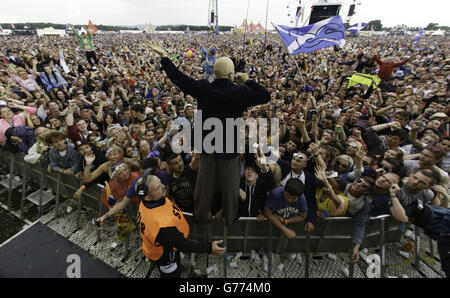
[286,0,361,27]
[207,0,219,34]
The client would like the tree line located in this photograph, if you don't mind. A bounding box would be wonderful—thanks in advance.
[0,23,139,31]
[360,20,449,32]
[155,25,233,32]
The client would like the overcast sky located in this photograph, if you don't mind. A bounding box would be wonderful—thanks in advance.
[1,0,448,28]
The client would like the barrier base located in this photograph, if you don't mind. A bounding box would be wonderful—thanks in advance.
[25,189,55,206]
[0,175,22,190]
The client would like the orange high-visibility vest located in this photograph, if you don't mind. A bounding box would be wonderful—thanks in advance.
[137,198,189,262]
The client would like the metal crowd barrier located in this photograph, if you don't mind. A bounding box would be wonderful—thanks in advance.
[0,148,438,278]
[182,212,403,278]
[0,148,105,244]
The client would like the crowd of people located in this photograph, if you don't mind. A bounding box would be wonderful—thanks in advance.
[0,29,449,276]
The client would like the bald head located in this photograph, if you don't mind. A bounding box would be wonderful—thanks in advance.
[214,57,235,79]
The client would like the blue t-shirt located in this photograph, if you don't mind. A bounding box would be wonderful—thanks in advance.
[201,46,217,74]
[125,170,170,198]
[265,187,308,219]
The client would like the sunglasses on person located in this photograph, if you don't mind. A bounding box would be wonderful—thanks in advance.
[356,179,371,190]
[362,161,370,167]
[293,153,306,160]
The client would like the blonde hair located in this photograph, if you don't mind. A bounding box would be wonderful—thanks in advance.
[109,163,129,180]
[35,127,53,153]
[332,154,354,169]
[105,145,123,157]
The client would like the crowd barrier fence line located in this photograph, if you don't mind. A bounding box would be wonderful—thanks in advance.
[0,148,438,278]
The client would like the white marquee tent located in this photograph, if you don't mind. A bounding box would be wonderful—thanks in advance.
[36,27,67,37]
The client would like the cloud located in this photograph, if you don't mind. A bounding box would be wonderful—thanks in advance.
[0,0,448,27]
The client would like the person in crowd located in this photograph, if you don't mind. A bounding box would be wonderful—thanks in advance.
[238,155,276,220]
[24,126,53,164]
[47,131,82,175]
[0,103,37,143]
[200,46,217,83]
[4,125,36,154]
[264,178,308,240]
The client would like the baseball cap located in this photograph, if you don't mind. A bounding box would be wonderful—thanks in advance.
[74,139,90,150]
[209,47,216,55]
[430,112,450,122]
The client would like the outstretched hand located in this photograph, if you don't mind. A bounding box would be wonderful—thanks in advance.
[148,42,168,58]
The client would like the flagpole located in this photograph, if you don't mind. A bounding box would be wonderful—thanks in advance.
[215,0,219,35]
[242,0,251,56]
[264,0,269,52]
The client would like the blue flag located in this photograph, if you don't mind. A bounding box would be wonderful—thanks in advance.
[413,28,423,45]
[272,16,346,55]
[348,22,368,35]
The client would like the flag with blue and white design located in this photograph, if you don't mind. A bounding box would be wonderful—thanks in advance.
[272,16,346,55]
[413,28,423,45]
[348,22,368,35]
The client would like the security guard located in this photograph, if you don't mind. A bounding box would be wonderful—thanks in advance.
[135,171,226,278]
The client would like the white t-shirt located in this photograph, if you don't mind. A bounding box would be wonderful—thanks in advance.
[281,170,305,187]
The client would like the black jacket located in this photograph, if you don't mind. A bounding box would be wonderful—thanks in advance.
[160,57,270,159]
[238,169,276,217]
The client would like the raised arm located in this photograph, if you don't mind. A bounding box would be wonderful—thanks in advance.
[70,25,82,40]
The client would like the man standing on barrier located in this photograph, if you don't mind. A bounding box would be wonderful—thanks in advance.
[149,42,270,226]
[135,173,226,278]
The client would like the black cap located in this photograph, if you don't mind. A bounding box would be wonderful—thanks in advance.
[74,139,90,150]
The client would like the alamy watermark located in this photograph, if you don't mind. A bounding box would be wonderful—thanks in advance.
[66,254,81,278]
[170,110,280,161]
[366,254,381,278]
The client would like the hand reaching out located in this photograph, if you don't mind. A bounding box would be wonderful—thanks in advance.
[314,165,328,183]
[354,147,367,161]
[389,121,402,130]
[148,42,168,58]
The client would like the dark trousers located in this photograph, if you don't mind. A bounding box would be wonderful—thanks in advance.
[194,154,240,225]
[156,251,182,278]
[85,50,98,66]
[437,236,450,278]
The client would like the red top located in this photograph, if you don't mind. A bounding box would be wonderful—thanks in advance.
[102,171,140,208]
[374,55,409,80]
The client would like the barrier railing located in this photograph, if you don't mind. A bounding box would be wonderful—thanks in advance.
[0,148,439,277]
[182,212,401,277]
